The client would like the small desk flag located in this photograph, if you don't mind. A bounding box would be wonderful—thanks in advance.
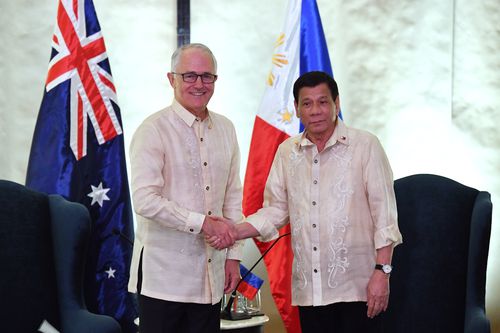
[237,264,264,300]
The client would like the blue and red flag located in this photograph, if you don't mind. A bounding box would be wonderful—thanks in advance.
[243,0,335,332]
[25,0,137,332]
[237,264,264,301]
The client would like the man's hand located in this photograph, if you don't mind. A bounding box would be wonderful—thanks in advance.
[202,216,236,249]
[224,259,241,294]
[366,270,390,318]
[207,222,260,250]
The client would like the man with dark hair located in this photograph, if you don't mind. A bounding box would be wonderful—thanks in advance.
[210,71,402,332]
[292,70,339,102]
[129,43,243,333]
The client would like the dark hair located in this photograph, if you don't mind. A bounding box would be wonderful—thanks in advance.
[293,71,339,102]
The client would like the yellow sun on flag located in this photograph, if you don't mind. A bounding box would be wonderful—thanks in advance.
[278,108,294,125]
[266,33,289,86]
[275,33,285,47]
[272,54,288,67]
[267,71,275,86]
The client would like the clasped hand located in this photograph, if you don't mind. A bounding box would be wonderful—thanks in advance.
[202,216,236,250]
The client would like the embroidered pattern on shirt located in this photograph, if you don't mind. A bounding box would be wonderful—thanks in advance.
[179,117,204,202]
[287,146,308,291]
[291,217,307,291]
[326,144,353,288]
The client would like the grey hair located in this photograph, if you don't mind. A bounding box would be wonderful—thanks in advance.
[170,43,218,73]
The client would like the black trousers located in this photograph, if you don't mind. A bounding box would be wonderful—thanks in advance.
[298,302,382,333]
[138,294,221,333]
[137,249,221,333]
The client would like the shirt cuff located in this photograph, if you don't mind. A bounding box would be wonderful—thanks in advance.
[246,216,279,242]
[374,224,403,249]
[184,211,205,234]
[226,240,244,260]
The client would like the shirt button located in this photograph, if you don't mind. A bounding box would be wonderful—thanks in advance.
[208,211,212,215]
[313,180,318,184]
[312,224,317,228]
[203,162,208,166]
[189,228,194,232]
[312,201,316,206]
[206,186,210,191]
[208,259,212,263]
[313,246,317,251]
[200,137,204,142]
[313,269,318,273]
[314,159,318,164]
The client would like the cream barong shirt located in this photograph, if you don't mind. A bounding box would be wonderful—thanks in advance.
[246,120,402,306]
[128,100,243,305]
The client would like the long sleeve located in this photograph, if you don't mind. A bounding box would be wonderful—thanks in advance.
[362,135,402,249]
[130,121,204,234]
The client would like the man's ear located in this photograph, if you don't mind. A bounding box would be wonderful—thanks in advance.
[335,96,340,116]
[167,72,175,88]
[294,101,300,118]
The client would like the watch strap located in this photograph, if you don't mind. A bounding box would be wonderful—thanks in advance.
[375,264,392,274]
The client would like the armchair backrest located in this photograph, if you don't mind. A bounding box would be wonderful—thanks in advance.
[382,174,491,333]
[0,180,61,331]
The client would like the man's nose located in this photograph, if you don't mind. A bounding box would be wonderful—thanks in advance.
[310,102,321,114]
[194,76,205,87]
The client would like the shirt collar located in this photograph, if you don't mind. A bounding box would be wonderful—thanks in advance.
[297,119,350,150]
[171,99,212,128]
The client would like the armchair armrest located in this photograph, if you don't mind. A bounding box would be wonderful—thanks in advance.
[464,191,492,333]
[49,195,121,333]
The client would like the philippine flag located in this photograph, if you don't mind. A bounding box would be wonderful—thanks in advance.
[242,0,335,332]
[237,264,264,301]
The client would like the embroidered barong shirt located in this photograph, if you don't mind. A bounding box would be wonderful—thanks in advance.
[128,100,243,305]
[246,120,402,306]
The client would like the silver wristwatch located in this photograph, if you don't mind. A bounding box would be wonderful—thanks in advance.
[375,264,392,274]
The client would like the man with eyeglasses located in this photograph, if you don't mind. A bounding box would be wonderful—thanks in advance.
[128,43,243,333]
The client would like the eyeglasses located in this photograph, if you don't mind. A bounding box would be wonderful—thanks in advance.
[172,72,218,84]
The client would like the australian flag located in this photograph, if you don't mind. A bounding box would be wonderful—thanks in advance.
[26,0,138,332]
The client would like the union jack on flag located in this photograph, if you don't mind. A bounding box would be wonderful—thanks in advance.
[26,0,138,332]
[45,0,122,160]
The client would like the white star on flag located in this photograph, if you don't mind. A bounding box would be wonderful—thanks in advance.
[87,182,110,207]
[105,267,116,279]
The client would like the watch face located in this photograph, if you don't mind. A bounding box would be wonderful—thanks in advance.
[382,265,392,274]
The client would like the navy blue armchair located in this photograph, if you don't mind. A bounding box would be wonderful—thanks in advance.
[0,180,121,332]
[382,174,492,333]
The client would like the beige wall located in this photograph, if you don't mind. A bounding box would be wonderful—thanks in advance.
[0,1,498,332]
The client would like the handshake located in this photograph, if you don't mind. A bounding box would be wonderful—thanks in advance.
[202,216,240,250]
